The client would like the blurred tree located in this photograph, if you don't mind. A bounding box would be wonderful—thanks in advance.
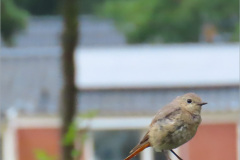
[13,0,104,15]
[231,24,239,41]
[13,0,58,15]
[1,0,28,46]
[98,0,239,43]
[60,0,79,159]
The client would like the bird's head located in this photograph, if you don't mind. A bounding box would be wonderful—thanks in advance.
[178,93,207,115]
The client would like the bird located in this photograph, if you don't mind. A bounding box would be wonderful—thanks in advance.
[124,93,207,160]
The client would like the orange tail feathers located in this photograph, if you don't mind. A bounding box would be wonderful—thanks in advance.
[124,142,150,160]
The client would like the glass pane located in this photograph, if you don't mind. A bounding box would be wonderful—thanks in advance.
[94,130,141,160]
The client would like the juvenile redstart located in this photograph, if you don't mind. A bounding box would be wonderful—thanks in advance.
[124,93,207,160]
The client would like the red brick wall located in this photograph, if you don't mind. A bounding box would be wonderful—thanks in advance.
[179,123,237,160]
[17,128,60,160]
[17,123,238,160]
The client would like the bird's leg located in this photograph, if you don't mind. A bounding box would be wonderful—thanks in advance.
[163,150,171,160]
[170,150,183,160]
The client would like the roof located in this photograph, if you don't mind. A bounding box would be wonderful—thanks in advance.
[76,44,239,89]
[1,44,239,117]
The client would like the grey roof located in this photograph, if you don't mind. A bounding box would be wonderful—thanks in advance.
[1,45,239,118]
[0,49,62,115]
[2,16,126,48]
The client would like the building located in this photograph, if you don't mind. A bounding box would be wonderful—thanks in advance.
[1,44,239,160]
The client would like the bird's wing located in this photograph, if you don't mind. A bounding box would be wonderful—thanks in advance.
[148,103,183,146]
[130,103,181,154]
[150,102,182,127]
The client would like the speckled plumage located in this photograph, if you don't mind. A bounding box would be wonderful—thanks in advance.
[149,108,201,151]
[125,93,207,160]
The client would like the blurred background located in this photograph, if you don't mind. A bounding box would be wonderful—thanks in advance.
[1,0,239,160]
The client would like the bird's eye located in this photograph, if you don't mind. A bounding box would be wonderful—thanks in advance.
[187,99,192,103]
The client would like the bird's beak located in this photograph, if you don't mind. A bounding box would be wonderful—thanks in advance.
[198,102,207,106]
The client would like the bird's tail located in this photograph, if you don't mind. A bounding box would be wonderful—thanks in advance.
[124,142,150,160]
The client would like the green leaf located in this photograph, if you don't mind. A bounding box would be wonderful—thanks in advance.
[71,149,81,158]
[34,149,56,160]
[62,122,77,146]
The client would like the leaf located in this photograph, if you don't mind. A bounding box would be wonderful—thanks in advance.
[62,121,77,146]
[34,149,56,160]
[71,149,81,158]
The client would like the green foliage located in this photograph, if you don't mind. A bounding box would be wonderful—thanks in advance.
[1,0,28,46]
[231,23,239,42]
[71,149,81,158]
[34,111,97,160]
[62,122,78,146]
[63,110,98,146]
[98,0,239,43]
[13,0,58,15]
[34,150,56,160]
[13,0,104,15]
[62,110,97,159]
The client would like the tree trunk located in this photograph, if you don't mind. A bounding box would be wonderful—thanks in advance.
[60,0,79,159]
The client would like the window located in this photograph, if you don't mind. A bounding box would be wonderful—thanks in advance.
[94,130,141,160]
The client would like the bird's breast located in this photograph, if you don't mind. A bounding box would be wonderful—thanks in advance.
[167,123,198,148]
[149,120,200,152]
